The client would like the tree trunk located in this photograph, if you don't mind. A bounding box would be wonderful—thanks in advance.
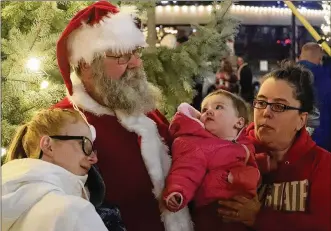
[146,3,156,47]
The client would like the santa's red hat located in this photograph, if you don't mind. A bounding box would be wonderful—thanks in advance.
[57,1,147,95]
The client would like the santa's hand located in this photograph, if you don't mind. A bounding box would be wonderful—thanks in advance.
[166,192,183,211]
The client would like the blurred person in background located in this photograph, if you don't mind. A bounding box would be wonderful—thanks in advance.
[298,42,331,152]
[216,58,239,94]
[237,57,254,103]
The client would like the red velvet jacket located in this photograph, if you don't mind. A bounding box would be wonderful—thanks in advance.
[246,123,331,231]
[163,113,260,210]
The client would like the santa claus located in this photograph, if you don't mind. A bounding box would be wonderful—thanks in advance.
[54,1,192,231]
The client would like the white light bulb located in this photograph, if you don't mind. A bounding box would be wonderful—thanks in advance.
[156,6,163,13]
[40,80,49,89]
[26,58,41,72]
[1,148,6,157]
[161,1,168,4]
[198,5,204,12]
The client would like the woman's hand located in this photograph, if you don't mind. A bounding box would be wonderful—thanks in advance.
[218,196,261,227]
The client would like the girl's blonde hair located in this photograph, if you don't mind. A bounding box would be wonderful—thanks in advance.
[5,108,82,163]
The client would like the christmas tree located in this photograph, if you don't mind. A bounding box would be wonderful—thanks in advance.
[1,1,238,152]
[1,1,92,149]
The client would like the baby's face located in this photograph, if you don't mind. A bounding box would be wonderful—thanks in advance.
[200,94,241,138]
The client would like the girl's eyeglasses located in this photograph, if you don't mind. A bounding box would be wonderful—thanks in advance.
[39,135,94,159]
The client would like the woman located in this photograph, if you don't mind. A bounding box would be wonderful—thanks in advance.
[2,109,111,231]
[215,59,239,94]
[217,63,331,231]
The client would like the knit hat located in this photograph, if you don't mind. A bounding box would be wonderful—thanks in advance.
[56,1,147,95]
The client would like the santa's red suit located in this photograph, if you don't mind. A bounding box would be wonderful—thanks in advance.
[54,2,192,231]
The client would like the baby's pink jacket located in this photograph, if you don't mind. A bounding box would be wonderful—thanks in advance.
[163,106,260,211]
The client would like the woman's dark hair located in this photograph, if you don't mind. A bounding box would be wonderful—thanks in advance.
[262,61,315,114]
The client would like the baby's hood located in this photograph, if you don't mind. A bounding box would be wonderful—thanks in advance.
[169,103,213,139]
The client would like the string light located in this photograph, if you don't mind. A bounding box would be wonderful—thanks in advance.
[1,148,6,157]
[26,57,41,72]
[40,80,49,89]
[321,1,331,40]
[156,4,323,16]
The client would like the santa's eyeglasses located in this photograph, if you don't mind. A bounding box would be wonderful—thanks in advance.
[105,47,143,65]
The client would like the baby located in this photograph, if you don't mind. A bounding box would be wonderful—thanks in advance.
[163,90,260,231]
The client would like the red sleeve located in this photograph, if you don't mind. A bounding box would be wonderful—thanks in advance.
[147,109,172,148]
[254,153,331,231]
[255,153,270,174]
[230,166,260,194]
[163,138,207,210]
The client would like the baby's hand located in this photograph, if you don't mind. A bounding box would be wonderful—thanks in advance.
[166,192,183,211]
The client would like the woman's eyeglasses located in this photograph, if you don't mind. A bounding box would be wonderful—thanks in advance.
[253,100,302,112]
[105,47,143,65]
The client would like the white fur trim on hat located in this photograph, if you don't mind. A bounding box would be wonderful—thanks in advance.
[67,11,147,66]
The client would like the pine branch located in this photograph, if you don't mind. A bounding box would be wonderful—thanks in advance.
[21,105,37,114]
[27,23,42,54]
[2,76,39,84]
[5,23,43,79]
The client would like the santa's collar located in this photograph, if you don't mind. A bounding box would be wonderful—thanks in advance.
[68,72,114,116]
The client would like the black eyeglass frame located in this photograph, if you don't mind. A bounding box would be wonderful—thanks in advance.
[39,135,93,159]
[253,99,303,112]
[50,136,93,156]
[105,47,143,65]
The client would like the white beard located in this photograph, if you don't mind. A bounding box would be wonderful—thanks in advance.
[92,66,161,116]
